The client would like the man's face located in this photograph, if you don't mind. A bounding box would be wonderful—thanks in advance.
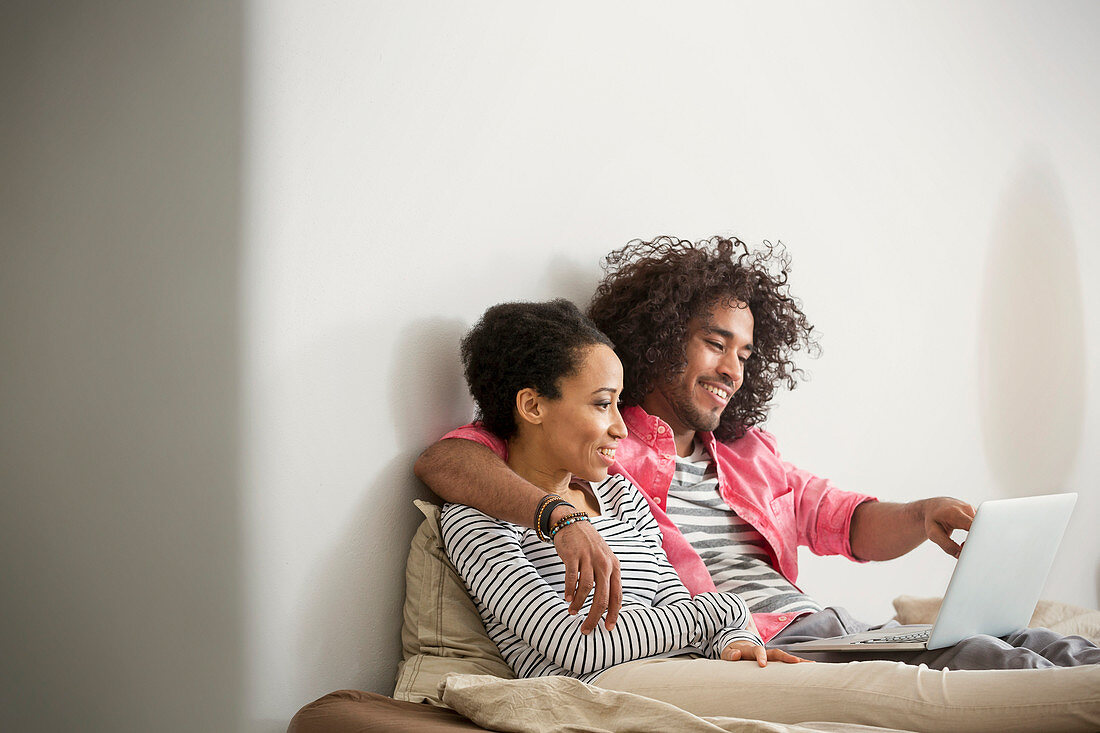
[642,300,754,437]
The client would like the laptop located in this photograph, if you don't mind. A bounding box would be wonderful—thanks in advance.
[785,492,1077,653]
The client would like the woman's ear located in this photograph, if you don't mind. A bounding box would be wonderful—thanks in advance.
[515,387,544,427]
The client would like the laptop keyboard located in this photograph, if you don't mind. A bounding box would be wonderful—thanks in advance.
[856,629,931,645]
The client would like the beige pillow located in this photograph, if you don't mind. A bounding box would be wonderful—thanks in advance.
[893,594,1100,645]
[392,500,514,705]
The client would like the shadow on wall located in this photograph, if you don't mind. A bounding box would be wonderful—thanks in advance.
[538,254,605,309]
[978,153,1085,499]
[294,453,428,703]
[389,318,476,451]
[295,319,473,700]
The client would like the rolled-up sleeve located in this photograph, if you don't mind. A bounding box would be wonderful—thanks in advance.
[785,462,877,561]
[441,423,508,460]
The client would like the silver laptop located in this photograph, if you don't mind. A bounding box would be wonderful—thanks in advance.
[786,492,1077,653]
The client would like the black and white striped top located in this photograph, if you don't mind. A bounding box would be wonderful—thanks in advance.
[441,474,760,682]
[665,442,823,617]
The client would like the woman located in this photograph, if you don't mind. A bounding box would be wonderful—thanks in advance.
[440,299,806,681]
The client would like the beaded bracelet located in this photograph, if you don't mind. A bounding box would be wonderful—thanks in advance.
[539,499,574,541]
[534,494,574,543]
[549,511,591,540]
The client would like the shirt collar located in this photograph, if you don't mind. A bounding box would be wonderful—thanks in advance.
[622,405,662,444]
[622,405,717,450]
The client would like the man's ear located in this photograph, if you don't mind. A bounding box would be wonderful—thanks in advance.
[515,387,545,427]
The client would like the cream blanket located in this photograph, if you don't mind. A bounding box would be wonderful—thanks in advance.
[437,597,1100,733]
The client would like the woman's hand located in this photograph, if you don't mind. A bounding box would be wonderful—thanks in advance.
[721,640,813,667]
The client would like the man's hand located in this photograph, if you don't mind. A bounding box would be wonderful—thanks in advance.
[922,497,976,558]
[721,641,812,667]
[414,438,627,630]
[553,518,622,634]
[850,496,976,561]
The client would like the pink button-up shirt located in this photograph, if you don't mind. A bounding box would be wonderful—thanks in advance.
[441,405,876,641]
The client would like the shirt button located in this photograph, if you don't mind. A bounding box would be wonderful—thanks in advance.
[654,497,662,504]
[778,615,788,621]
[657,425,666,434]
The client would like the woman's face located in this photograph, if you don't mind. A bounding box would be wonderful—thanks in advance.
[538,343,628,482]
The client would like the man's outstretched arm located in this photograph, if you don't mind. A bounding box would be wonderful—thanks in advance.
[413,438,623,633]
[849,497,976,561]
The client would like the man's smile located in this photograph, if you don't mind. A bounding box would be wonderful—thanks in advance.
[700,380,733,405]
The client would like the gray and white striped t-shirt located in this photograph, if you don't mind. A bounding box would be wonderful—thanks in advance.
[665,441,823,617]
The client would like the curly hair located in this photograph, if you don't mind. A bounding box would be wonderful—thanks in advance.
[461,299,614,440]
[586,236,817,441]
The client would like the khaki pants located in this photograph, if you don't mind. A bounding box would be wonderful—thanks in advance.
[594,656,1100,732]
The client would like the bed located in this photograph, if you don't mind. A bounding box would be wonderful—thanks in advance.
[288,501,1100,732]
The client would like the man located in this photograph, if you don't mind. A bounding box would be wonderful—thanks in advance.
[416,235,1098,669]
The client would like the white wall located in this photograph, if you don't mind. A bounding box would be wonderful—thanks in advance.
[3,2,1098,731]
[243,1,1100,724]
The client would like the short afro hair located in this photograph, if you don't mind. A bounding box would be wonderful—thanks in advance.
[587,235,817,441]
[462,299,614,440]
